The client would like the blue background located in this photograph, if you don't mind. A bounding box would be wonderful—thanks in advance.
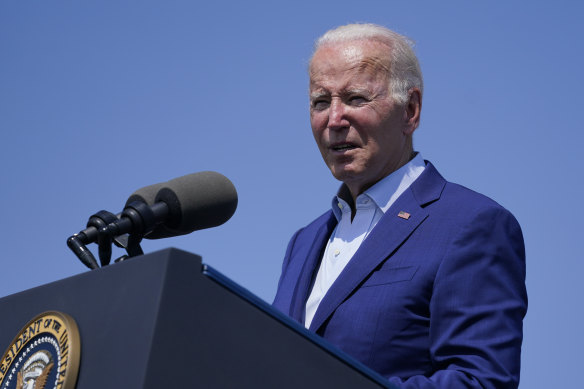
[1,1,582,387]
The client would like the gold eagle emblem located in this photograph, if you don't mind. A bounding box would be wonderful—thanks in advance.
[15,350,54,389]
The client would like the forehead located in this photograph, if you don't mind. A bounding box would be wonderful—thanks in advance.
[309,40,391,91]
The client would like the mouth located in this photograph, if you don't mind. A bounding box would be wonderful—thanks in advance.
[331,142,357,152]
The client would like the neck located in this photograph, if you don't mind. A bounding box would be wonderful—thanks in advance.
[345,149,416,205]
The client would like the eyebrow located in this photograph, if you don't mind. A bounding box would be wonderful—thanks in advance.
[309,91,328,100]
[310,88,370,100]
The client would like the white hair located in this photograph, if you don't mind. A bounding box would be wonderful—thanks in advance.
[312,23,423,104]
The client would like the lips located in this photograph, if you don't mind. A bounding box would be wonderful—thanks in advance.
[331,142,357,152]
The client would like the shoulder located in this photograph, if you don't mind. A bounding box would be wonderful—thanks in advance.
[438,181,525,254]
[419,162,522,231]
[443,181,515,217]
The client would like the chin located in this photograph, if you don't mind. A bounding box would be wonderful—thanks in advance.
[330,167,361,183]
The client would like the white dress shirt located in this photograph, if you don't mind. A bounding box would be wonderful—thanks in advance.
[304,153,426,328]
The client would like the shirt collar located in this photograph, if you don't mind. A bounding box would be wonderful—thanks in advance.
[331,153,426,221]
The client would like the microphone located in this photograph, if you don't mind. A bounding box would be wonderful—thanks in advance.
[127,171,238,239]
[68,171,238,269]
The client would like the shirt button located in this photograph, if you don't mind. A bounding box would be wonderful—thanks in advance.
[334,249,340,257]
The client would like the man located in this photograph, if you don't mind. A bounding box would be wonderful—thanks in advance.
[273,24,527,388]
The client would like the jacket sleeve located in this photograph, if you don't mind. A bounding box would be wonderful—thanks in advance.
[389,206,527,389]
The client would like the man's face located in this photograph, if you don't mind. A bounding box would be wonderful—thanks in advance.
[309,40,416,197]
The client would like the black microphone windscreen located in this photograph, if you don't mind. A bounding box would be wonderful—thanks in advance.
[126,182,166,206]
[148,171,237,239]
[126,182,179,239]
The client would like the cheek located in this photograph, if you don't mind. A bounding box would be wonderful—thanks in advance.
[312,129,327,153]
[310,110,328,130]
[310,116,327,142]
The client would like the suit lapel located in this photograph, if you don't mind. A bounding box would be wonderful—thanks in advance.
[290,212,336,323]
[308,162,446,332]
[308,189,427,332]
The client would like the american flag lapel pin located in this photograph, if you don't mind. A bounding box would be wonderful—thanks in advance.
[398,211,411,220]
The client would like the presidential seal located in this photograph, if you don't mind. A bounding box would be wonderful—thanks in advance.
[0,312,80,389]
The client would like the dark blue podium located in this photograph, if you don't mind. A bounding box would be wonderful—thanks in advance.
[0,249,395,388]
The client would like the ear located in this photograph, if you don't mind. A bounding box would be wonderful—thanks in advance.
[403,88,422,135]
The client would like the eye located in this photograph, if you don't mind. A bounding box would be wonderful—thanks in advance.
[311,98,330,111]
[347,95,368,106]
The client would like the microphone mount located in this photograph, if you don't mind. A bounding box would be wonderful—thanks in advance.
[67,201,170,269]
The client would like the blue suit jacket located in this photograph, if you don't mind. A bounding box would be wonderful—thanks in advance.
[273,162,527,388]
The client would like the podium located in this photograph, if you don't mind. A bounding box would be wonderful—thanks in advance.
[0,249,395,388]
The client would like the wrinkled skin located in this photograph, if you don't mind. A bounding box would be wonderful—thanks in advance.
[309,40,421,201]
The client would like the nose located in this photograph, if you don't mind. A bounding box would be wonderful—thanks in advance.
[328,98,349,130]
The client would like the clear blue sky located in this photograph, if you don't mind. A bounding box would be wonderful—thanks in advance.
[1,1,582,387]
